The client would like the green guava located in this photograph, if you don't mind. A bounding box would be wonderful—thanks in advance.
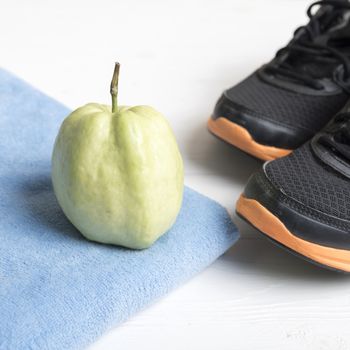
[52,63,184,249]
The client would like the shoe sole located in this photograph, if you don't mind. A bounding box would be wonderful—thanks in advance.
[207,117,292,161]
[236,194,350,273]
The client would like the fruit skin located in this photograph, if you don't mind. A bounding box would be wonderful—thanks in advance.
[52,103,184,249]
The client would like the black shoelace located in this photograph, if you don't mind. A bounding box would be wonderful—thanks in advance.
[265,0,350,90]
[318,112,350,160]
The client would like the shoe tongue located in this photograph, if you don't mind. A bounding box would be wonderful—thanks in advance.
[327,10,350,33]
[314,8,350,45]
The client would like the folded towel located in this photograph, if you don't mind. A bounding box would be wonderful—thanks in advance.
[0,68,239,350]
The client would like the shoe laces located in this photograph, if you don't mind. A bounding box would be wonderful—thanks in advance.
[265,0,350,90]
[317,112,350,160]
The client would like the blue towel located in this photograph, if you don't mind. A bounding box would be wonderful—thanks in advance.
[0,68,239,350]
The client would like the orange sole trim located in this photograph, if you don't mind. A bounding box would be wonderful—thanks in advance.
[236,195,350,272]
[207,117,292,161]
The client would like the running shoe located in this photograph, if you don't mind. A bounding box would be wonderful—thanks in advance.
[208,0,350,160]
[236,104,350,272]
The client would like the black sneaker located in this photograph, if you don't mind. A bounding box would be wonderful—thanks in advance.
[236,105,350,272]
[208,0,350,161]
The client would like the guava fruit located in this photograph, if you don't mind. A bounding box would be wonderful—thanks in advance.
[52,63,184,249]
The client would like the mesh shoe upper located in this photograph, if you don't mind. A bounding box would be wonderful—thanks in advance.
[265,142,350,220]
[225,73,348,133]
[223,1,350,138]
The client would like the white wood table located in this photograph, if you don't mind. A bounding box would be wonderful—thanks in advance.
[2,0,350,348]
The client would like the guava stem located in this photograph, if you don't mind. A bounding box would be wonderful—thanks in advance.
[110,62,120,113]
